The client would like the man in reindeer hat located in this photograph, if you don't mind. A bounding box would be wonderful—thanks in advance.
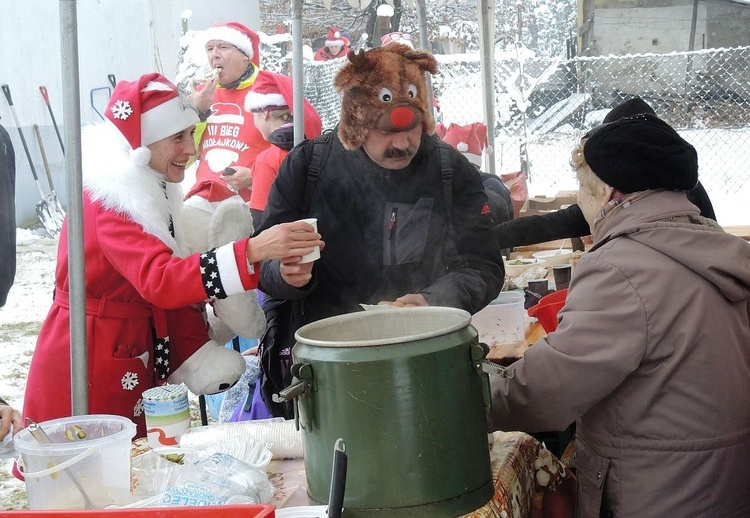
[253,44,503,417]
[190,21,268,201]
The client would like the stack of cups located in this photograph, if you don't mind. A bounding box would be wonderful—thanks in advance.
[142,384,191,449]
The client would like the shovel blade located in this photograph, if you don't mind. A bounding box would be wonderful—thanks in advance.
[35,198,64,238]
[43,191,66,227]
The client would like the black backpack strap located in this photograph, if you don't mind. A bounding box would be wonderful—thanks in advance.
[303,130,333,212]
[437,141,453,217]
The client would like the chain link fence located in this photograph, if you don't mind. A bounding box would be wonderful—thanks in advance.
[261,43,750,223]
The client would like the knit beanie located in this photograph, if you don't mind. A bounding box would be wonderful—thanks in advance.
[603,97,655,123]
[583,113,698,193]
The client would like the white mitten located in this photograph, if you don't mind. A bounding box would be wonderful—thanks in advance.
[212,290,266,340]
[206,305,237,345]
[167,339,246,395]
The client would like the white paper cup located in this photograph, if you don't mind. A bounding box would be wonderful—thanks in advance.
[298,218,320,263]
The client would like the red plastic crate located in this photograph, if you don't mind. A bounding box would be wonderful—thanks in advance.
[0,505,275,518]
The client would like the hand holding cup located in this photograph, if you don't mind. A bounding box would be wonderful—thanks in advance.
[246,219,323,264]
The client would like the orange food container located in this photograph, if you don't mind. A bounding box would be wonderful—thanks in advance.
[527,289,568,333]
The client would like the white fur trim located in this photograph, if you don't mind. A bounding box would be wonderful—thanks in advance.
[245,91,287,112]
[204,26,253,58]
[456,142,469,152]
[215,242,244,296]
[141,96,199,147]
[463,152,482,166]
[82,122,189,257]
[130,146,151,166]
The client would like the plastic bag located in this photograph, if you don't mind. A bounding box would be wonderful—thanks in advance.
[0,425,15,460]
[128,449,274,508]
[501,170,529,219]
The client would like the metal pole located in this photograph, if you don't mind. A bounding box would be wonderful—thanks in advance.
[292,0,304,145]
[60,0,88,416]
[478,0,496,175]
[415,0,435,118]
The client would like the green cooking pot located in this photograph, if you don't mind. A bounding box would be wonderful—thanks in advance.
[280,306,493,517]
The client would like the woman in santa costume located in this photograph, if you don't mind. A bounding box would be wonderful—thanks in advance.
[22,73,322,437]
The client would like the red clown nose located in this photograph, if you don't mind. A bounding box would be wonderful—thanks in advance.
[390,106,415,130]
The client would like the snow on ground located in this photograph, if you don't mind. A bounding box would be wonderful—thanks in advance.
[0,228,57,510]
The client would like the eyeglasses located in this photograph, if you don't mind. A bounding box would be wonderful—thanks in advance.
[389,32,412,42]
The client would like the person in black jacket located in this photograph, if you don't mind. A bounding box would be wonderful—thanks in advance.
[253,44,503,417]
[0,118,16,308]
[496,98,716,250]
[437,121,515,255]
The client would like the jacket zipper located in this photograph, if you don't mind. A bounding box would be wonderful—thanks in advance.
[389,207,398,264]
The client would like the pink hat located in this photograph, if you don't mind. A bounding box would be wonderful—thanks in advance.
[381,32,414,49]
[105,72,199,166]
[325,27,346,47]
[439,122,488,167]
[244,71,323,139]
[204,21,261,67]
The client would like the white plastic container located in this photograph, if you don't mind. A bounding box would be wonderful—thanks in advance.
[14,414,136,510]
[471,291,526,346]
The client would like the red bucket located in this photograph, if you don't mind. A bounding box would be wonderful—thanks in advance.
[527,289,567,333]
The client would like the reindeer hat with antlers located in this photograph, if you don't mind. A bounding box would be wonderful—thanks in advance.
[333,43,438,150]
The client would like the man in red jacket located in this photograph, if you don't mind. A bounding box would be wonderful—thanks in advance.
[191,21,270,201]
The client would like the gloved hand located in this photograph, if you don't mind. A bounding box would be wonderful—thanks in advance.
[168,340,246,395]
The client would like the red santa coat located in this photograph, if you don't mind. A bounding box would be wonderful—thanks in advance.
[194,72,271,202]
[23,124,259,437]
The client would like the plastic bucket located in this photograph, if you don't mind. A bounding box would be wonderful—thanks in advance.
[528,289,568,333]
[14,414,136,510]
[471,291,526,346]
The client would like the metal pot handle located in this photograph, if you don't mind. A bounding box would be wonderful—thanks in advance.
[273,362,315,431]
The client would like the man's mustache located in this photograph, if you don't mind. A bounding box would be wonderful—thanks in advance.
[383,146,416,159]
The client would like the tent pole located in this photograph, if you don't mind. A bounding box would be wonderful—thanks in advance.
[478,0,497,175]
[415,0,435,118]
[292,0,304,145]
[60,0,88,416]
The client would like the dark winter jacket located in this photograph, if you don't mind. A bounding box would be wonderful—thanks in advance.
[257,129,504,326]
[495,181,716,249]
[0,122,16,307]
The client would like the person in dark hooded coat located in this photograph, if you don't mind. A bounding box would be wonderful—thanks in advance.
[495,97,716,250]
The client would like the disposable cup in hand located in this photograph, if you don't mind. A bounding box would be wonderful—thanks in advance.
[298,218,320,263]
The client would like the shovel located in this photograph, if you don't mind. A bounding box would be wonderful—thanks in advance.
[1,84,64,237]
[33,124,66,230]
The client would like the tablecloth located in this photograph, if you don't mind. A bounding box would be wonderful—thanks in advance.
[267,431,576,517]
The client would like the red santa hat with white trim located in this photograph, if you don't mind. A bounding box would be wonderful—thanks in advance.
[244,70,323,140]
[325,27,347,48]
[105,72,199,166]
[204,21,260,67]
[438,122,489,167]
